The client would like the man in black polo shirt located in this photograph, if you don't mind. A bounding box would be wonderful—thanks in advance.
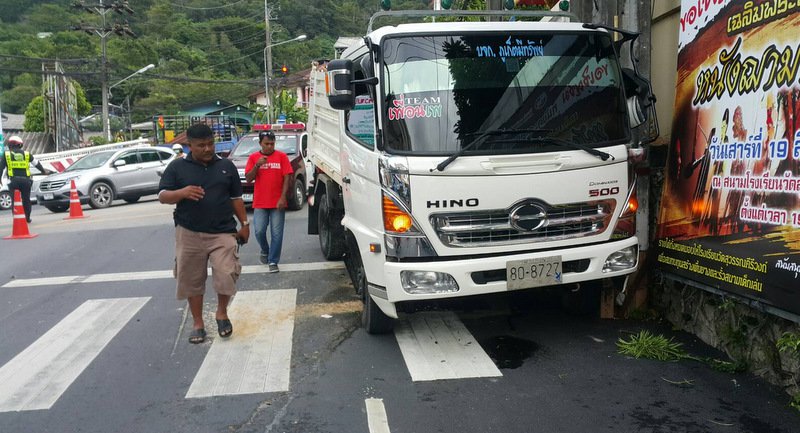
[158,124,250,344]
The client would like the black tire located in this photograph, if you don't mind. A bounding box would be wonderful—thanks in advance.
[123,196,140,204]
[363,289,395,335]
[89,181,114,209]
[0,191,11,211]
[318,194,345,260]
[288,178,305,211]
[561,281,602,315]
[344,234,366,297]
[45,204,69,213]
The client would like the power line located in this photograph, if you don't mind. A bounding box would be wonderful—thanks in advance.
[189,27,266,50]
[0,54,98,64]
[143,73,260,84]
[0,67,100,76]
[195,44,266,72]
[169,0,250,10]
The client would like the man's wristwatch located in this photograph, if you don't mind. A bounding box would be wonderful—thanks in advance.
[241,221,250,227]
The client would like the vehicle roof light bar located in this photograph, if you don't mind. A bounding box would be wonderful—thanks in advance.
[367,10,579,33]
[252,123,306,131]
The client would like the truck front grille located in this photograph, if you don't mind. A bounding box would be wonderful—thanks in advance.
[430,199,615,247]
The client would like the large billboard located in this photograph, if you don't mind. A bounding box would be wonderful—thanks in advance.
[656,0,800,317]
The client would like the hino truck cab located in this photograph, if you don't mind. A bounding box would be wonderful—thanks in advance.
[308,10,657,333]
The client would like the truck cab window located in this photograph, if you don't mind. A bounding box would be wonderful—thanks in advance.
[345,55,376,149]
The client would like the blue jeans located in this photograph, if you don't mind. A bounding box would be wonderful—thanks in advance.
[253,208,286,264]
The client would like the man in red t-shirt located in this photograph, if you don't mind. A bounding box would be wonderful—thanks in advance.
[244,130,294,272]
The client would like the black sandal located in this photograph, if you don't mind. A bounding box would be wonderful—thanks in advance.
[188,328,206,344]
[217,319,233,338]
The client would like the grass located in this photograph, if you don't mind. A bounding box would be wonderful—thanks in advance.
[617,330,688,361]
[617,329,747,373]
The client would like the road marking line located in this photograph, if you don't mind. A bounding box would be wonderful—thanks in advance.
[185,289,297,398]
[365,398,391,433]
[394,311,502,382]
[0,297,150,412]
[1,262,345,288]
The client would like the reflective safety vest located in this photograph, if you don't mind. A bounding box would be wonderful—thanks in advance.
[4,150,31,177]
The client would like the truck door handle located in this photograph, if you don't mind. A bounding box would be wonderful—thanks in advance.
[342,176,351,184]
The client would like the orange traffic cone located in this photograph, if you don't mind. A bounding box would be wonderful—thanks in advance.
[4,190,38,240]
[64,179,87,220]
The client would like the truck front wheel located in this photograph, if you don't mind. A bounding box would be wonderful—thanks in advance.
[318,194,346,260]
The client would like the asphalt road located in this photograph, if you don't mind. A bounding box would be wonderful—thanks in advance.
[0,198,798,433]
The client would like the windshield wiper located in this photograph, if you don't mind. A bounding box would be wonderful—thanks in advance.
[431,128,551,172]
[528,136,615,161]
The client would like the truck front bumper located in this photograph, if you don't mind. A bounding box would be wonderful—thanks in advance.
[382,236,639,304]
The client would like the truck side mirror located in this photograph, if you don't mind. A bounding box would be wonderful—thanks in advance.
[326,59,355,110]
[621,68,659,144]
[301,141,308,158]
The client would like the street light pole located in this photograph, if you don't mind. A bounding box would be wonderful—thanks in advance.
[262,35,306,124]
[264,0,272,123]
[106,63,154,141]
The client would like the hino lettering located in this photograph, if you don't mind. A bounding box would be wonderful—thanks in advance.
[426,199,479,208]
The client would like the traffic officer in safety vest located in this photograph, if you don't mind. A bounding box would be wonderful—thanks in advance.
[0,135,53,223]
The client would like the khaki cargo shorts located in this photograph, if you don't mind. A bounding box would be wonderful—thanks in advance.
[174,225,241,300]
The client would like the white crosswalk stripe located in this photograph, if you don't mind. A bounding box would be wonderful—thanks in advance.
[0,297,150,412]
[1,262,345,288]
[186,289,298,398]
[394,311,502,382]
[365,398,392,433]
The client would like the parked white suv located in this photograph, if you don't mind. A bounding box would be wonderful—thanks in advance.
[35,146,175,212]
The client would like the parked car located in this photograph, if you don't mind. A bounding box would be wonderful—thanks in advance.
[226,124,309,210]
[35,146,176,212]
[0,184,10,211]
[1,168,46,211]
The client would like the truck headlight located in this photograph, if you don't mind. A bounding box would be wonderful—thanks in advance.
[401,271,459,294]
[603,245,638,272]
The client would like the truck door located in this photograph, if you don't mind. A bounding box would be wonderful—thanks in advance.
[340,51,381,242]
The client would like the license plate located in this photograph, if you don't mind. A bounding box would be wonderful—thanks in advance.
[43,193,54,200]
[506,256,563,290]
[242,193,253,202]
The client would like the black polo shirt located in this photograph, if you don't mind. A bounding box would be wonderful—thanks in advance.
[159,152,243,234]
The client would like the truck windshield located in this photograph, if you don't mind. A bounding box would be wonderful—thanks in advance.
[381,32,628,154]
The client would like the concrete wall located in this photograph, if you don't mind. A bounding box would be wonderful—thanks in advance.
[650,0,680,145]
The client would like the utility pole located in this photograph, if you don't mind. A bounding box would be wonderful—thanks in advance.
[72,0,136,142]
[264,0,274,122]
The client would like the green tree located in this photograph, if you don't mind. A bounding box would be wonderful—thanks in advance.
[74,82,92,116]
[262,89,307,123]
[23,95,45,132]
[0,85,39,113]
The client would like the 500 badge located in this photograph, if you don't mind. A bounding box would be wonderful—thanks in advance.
[589,186,619,197]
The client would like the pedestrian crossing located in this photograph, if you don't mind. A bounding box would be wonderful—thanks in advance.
[186,289,297,398]
[0,291,505,414]
[0,297,150,412]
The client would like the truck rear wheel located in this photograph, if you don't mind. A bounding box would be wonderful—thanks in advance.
[318,194,345,260]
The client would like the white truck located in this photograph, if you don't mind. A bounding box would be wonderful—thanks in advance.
[307,10,657,333]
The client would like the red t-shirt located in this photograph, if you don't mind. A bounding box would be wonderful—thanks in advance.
[245,150,294,209]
